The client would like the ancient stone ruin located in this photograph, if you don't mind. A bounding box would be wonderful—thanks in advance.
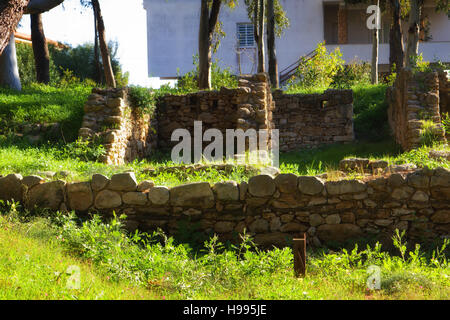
[387,69,448,151]
[78,73,355,165]
[0,166,448,247]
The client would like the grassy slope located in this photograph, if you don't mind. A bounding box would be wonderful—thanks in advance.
[0,210,448,300]
[0,84,91,142]
[0,215,159,300]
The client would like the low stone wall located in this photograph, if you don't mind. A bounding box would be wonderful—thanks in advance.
[438,71,449,116]
[78,88,156,165]
[156,73,273,151]
[387,69,447,151]
[1,167,448,247]
[272,89,354,151]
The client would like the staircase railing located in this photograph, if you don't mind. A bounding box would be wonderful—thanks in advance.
[279,50,317,85]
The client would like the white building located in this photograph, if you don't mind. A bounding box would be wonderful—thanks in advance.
[143,0,450,81]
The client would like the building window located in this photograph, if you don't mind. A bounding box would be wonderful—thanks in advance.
[237,23,255,48]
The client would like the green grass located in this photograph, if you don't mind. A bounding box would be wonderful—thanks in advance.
[0,204,448,300]
[0,83,92,142]
[0,213,159,300]
[0,137,448,186]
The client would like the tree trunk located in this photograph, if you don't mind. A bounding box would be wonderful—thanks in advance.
[371,0,379,84]
[198,0,221,90]
[0,0,30,56]
[405,0,422,68]
[389,0,404,72]
[267,0,278,88]
[31,13,49,83]
[257,0,265,73]
[0,35,21,90]
[92,0,115,88]
[93,4,102,84]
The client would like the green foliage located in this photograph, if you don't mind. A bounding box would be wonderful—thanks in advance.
[127,86,156,115]
[2,201,448,300]
[15,43,61,86]
[62,137,106,162]
[243,0,290,37]
[15,41,128,87]
[419,120,440,147]
[331,59,371,89]
[409,53,431,74]
[442,112,450,135]
[287,42,345,90]
[177,55,238,92]
[352,84,390,141]
[0,84,92,142]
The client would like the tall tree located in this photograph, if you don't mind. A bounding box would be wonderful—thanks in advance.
[0,0,63,90]
[405,0,423,67]
[389,0,404,71]
[244,0,289,86]
[267,0,278,87]
[91,0,115,87]
[255,0,265,73]
[371,0,380,84]
[0,0,30,56]
[198,0,222,90]
[31,12,50,83]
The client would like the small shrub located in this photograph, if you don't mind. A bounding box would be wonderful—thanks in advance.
[441,113,450,135]
[177,55,238,91]
[128,86,156,115]
[331,59,371,89]
[62,137,106,162]
[287,42,345,90]
[419,120,440,147]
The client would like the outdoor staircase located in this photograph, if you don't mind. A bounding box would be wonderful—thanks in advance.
[279,50,317,86]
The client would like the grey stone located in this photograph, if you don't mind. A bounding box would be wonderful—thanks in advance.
[310,213,324,227]
[325,179,367,195]
[280,222,308,233]
[298,176,324,195]
[213,181,239,201]
[411,191,429,202]
[67,182,93,211]
[170,182,215,208]
[27,180,65,211]
[249,219,269,233]
[122,192,148,205]
[0,174,24,202]
[137,180,155,192]
[91,174,110,191]
[95,190,122,209]
[325,214,341,225]
[22,175,45,189]
[274,173,298,193]
[317,224,363,243]
[148,186,170,205]
[248,175,276,197]
[109,172,138,192]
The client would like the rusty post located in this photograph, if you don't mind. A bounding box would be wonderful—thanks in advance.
[293,233,306,277]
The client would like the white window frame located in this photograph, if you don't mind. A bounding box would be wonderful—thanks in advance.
[237,23,256,48]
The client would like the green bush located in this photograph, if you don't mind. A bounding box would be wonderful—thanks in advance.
[15,41,128,87]
[177,55,238,92]
[15,43,61,86]
[331,59,371,89]
[287,42,345,90]
[127,86,156,115]
[352,84,390,141]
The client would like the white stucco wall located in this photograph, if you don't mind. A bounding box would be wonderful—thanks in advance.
[144,0,450,79]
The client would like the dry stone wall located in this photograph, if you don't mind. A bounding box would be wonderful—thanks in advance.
[156,73,273,152]
[78,88,156,165]
[387,69,447,151]
[1,167,448,247]
[272,89,354,151]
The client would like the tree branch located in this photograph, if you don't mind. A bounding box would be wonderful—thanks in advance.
[25,0,64,14]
